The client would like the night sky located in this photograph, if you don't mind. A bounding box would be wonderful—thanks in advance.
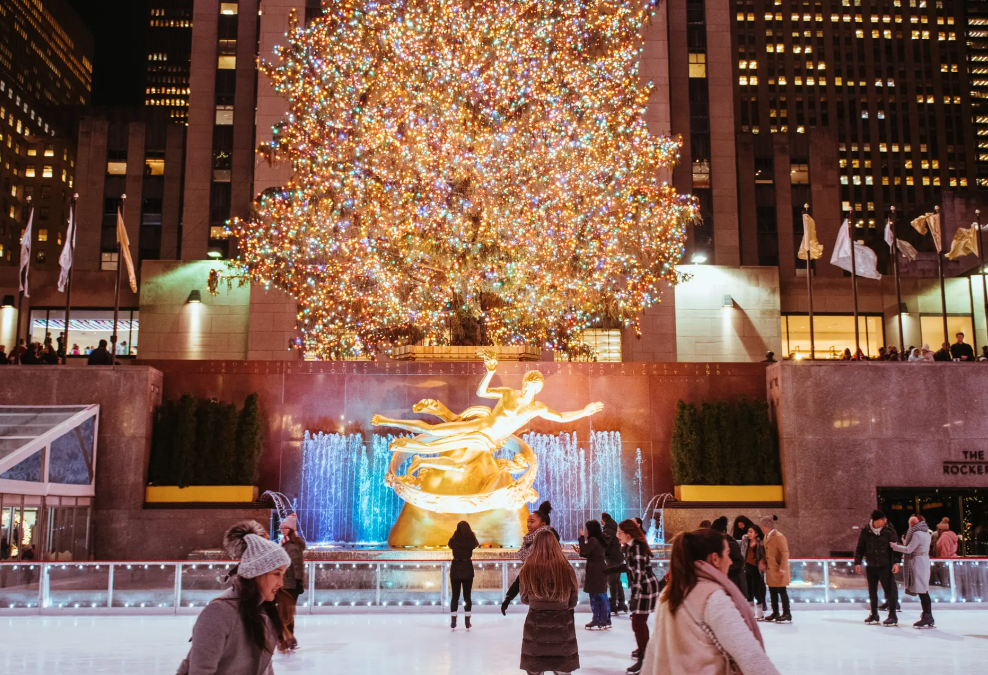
[67,0,150,107]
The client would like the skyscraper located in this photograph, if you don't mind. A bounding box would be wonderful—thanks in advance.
[145,0,194,125]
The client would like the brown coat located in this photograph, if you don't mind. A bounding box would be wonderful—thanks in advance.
[764,530,790,587]
[520,571,580,674]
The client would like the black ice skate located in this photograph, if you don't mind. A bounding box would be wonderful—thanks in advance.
[864,612,880,625]
[912,613,934,629]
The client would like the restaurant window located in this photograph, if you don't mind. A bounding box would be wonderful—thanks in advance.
[780,314,884,359]
[920,315,973,352]
[553,329,622,362]
[29,308,140,357]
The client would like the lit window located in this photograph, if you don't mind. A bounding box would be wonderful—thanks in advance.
[25,166,35,178]
[42,165,52,178]
[107,161,127,175]
[220,2,238,14]
[27,145,36,157]
[145,159,165,175]
[215,105,234,125]
[37,228,47,242]
[791,163,809,184]
[217,55,237,70]
[689,53,706,78]
[44,144,54,157]
[692,159,711,188]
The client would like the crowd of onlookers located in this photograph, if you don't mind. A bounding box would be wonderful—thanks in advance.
[773,331,988,362]
[0,333,126,365]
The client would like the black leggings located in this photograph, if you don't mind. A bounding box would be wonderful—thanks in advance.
[631,614,650,653]
[451,577,473,613]
[744,563,766,608]
[919,592,932,615]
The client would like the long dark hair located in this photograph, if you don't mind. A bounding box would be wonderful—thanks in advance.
[519,530,576,604]
[585,520,607,548]
[231,575,291,653]
[535,501,553,526]
[601,512,616,527]
[662,529,728,615]
[732,515,760,540]
[618,518,651,555]
[450,520,479,548]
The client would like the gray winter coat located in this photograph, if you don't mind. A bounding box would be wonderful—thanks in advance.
[891,529,931,595]
[177,588,277,675]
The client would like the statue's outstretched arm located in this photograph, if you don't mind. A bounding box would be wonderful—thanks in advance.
[539,401,604,423]
[475,367,502,400]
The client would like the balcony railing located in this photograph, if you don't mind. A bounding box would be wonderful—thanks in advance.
[1,558,986,614]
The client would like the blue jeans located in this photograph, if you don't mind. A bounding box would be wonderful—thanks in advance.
[589,592,611,625]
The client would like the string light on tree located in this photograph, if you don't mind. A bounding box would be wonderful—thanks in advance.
[235,0,697,359]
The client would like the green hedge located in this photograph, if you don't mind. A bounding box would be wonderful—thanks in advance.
[671,396,781,486]
[148,392,264,487]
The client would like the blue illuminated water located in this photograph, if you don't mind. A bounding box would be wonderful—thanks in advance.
[299,431,642,545]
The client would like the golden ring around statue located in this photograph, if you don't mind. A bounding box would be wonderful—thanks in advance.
[385,434,539,514]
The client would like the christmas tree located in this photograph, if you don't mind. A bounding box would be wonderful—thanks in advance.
[237,0,697,359]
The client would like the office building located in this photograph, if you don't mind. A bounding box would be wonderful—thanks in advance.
[146,0,195,125]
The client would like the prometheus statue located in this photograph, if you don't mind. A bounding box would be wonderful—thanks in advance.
[373,348,603,547]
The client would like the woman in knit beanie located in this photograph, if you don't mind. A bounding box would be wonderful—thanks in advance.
[277,514,306,650]
[177,521,292,675]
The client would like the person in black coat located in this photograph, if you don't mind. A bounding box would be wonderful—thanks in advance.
[854,509,902,626]
[575,519,611,630]
[87,339,114,365]
[711,516,747,598]
[601,512,628,614]
[448,520,479,630]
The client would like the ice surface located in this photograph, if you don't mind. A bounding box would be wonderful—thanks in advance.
[1,610,986,674]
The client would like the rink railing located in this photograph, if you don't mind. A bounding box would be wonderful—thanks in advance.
[0,558,986,614]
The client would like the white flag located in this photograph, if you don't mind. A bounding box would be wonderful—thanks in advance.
[19,207,33,298]
[830,219,881,280]
[57,208,76,293]
[117,206,138,293]
[884,218,895,251]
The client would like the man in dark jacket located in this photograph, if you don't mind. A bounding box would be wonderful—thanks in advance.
[87,339,114,365]
[712,516,747,598]
[854,509,901,626]
[601,513,628,614]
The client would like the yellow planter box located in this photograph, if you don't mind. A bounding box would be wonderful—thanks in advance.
[145,485,259,503]
[674,485,784,503]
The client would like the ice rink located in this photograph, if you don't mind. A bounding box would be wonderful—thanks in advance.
[2,610,987,674]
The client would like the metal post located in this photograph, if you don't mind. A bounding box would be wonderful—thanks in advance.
[110,196,126,362]
[17,198,35,360]
[374,563,381,606]
[969,276,978,355]
[307,561,315,614]
[890,208,906,354]
[174,562,183,613]
[107,563,114,610]
[977,210,988,349]
[441,562,449,611]
[502,561,509,598]
[948,559,957,603]
[935,205,949,354]
[61,197,78,364]
[42,563,50,611]
[36,562,44,611]
[849,218,861,357]
[823,561,830,604]
[804,204,815,359]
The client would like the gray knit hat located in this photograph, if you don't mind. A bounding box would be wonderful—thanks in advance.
[760,515,777,531]
[223,521,291,579]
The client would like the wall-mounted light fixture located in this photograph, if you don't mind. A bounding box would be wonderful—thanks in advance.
[187,290,202,304]
[207,247,223,259]
[1,295,13,309]
[722,294,734,308]
[691,252,708,264]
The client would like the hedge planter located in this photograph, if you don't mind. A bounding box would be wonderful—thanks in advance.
[674,485,784,503]
[145,485,259,503]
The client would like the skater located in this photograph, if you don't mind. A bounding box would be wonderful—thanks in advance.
[711,517,747,598]
[854,509,901,627]
[739,524,767,620]
[278,514,306,650]
[449,520,479,629]
[890,514,934,629]
[642,529,781,675]
[575,520,611,630]
[502,501,559,614]
[601,513,628,614]
[760,515,791,623]
[177,521,291,674]
[519,529,580,675]
[605,519,661,675]
[934,518,959,557]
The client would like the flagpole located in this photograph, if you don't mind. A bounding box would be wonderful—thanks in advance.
[977,209,988,349]
[61,194,78,365]
[111,194,126,364]
[890,207,905,355]
[969,275,978,356]
[804,204,815,360]
[16,197,33,363]
[935,205,949,354]
[849,217,860,358]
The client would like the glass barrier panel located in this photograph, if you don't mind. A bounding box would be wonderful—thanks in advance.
[0,563,41,608]
[571,561,589,605]
[111,563,177,609]
[824,560,870,605]
[47,563,110,609]
[180,563,235,609]
[954,560,988,603]
[379,562,442,607]
[788,560,826,604]
[927,561,953,604]
[471,561,506,609]
[313,562,376,608]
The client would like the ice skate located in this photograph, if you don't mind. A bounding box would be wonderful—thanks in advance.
[882,615,898,627]
[864,612,880,625]
[912,613,934,629]
[464,614,471,630]
[450,614,457,630]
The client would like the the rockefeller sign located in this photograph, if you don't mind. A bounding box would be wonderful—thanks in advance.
[943,450,988,476]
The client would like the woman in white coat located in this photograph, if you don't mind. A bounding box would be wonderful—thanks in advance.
[642,528,781,675]
[890,514,934,629]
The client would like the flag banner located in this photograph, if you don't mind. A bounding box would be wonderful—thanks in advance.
[57,207,76,292]
[896,239,918,262]
[830,219,881,280]
[797,213,824,260]
[116,207,138,293]
[911,213,932,236]
[884,218,895,251]
[945,225,979,260]
[927,212,942,253]
[19,208,33,298]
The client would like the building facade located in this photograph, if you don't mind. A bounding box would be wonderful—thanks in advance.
[146,0,195,126]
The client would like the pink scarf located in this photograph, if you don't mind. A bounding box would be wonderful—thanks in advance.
[694,560,764,648]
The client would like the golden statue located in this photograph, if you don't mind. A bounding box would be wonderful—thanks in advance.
[373,348,603,547]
